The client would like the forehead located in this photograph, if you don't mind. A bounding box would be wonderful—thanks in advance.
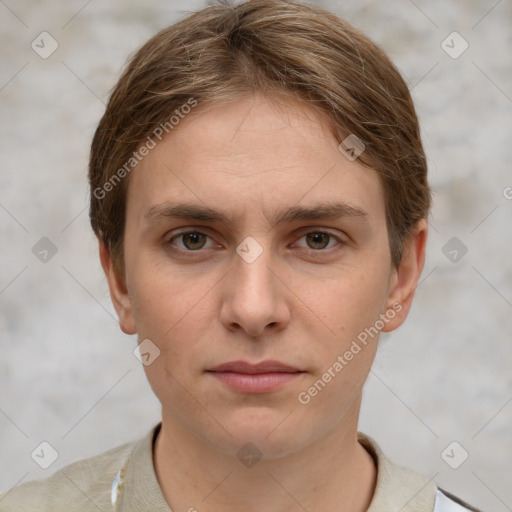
[127,94,385,226]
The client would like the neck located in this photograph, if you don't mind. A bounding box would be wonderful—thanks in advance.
[154,398,376,512]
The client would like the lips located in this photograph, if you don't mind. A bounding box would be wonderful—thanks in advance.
[207,360,302,374]
[206,360,304,393]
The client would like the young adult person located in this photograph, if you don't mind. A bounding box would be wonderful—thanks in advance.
[0,1,482,510]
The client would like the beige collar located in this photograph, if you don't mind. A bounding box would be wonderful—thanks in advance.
[112,424,437,512]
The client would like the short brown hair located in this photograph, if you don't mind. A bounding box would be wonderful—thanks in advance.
[89,0,431,275]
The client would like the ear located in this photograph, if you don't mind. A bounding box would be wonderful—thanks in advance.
[99,240,137,335]
[381,219,428,332]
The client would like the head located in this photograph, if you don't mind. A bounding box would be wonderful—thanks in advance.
[90,0,430,457]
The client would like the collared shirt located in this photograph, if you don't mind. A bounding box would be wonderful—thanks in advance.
[0,423,481,511]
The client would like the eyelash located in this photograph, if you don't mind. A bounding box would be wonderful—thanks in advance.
[165,229,345,256]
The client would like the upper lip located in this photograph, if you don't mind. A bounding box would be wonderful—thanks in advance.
[207,360,302,374]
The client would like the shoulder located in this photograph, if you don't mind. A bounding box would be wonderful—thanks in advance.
[0,440,135,512]
[358,432,484,512]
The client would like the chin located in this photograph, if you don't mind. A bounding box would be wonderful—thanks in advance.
[204,408,315,460]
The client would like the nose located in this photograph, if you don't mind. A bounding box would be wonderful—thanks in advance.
[219,242,291,338]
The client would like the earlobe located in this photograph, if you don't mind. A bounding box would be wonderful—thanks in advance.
[99,241,137,335]
[381,219,428,333]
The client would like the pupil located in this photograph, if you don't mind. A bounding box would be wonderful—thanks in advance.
[184,232,204,250]
[307,232,328,249]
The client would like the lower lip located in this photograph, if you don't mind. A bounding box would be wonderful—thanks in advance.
[208,371,302,393]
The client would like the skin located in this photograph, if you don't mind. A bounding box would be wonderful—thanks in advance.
[100,93,427,512]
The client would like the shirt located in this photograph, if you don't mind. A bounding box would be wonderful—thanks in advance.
[0,423,482,511]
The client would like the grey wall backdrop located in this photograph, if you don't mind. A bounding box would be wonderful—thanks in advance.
[1,1,511,510]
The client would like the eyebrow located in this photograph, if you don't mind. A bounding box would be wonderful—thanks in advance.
[143,200,369,226]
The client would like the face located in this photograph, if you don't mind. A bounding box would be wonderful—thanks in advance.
[101,94,427,459]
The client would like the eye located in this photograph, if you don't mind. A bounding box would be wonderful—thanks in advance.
[168,231,214,251]
[166,229,343,254]
[295,231,342,250]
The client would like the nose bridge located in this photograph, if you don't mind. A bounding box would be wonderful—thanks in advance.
[233,235,275,299]
[220,234,289,336]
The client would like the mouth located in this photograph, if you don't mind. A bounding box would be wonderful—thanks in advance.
[206,360,305,393]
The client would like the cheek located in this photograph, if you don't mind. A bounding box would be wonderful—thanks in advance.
[294,271,388,419]
[298,265,390,339]
[127,265,218,378]
[127,260,205,334]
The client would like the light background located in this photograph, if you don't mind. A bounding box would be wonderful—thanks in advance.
[0,0,511,510]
